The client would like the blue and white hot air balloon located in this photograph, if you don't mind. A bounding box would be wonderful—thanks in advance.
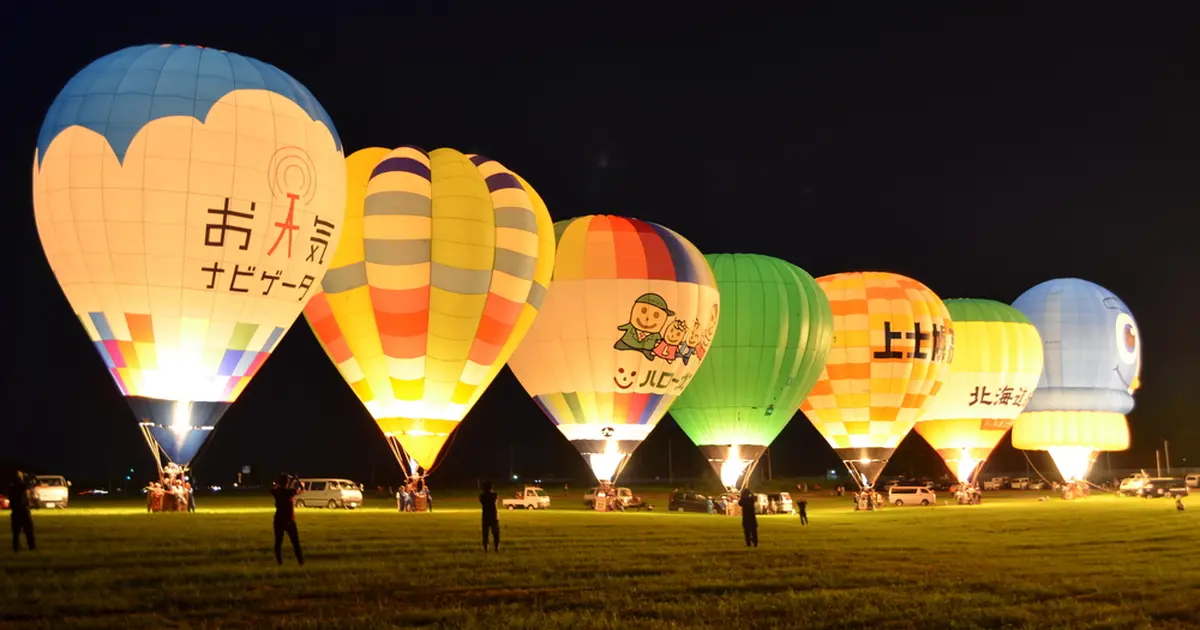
[1010,278,1142,482]
[32,45,347,476]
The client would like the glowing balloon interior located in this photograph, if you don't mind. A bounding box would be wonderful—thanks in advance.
[304,147,555,472]
[33,44,346,468]
[799,272,953,488]
[507,215,719,484]
[1010,278,1141,482]
[669,253,833,490]
[912,299,1044,484]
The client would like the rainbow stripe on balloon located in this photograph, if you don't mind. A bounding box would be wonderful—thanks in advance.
[550,215,715,285]
[84,311,284,401]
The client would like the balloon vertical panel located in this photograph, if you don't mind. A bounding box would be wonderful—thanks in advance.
[304,147,555,470]
[33,44,346,465]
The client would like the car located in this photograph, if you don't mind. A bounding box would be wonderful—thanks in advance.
[668,491,712,513]
[1028,480,1051,490]
[888,486,936,507]
[295,478,363,509]
[1009,477,1031,490]
[584,486,633,509]
[31,475,71,509]
[1186,474,1199,489]
[982,477,1009,491]
[1119,472,1150,496]
[766,492,794,515]
[1138,478,1189,499]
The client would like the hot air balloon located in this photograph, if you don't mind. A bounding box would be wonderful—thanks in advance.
[507,215,720,486]
[912,299,1044,486]
[668,254,833,491]
[799,272,953,490]
[303,147,555,478]
[33,45,346,478]
[1010,278,1141,484]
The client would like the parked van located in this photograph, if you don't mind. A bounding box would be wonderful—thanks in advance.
[296,479,363,509]
[889,486,936,506]
[766,492,794,515]
[1187,474,1199,489]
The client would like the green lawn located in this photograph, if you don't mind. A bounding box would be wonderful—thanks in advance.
[1,490,1196,629]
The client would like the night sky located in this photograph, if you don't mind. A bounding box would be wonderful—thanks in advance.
[2,7,1197,488]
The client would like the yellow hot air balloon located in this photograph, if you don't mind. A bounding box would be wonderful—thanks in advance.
[799,272,953,489]
[303,147,555,475]
[912,299,1044,485]
[33,45,346,474]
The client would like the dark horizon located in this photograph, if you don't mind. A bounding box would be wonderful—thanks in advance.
[3,7,1197,489]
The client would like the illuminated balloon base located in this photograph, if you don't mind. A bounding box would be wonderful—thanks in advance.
[835,448,892,490]
[1046,446,1098,483]
[572,438,641,484]
[931,447,991,485]
[127,397,230,477]
[697,444,766,491]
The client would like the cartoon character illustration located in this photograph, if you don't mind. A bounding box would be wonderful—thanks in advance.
[696,304,718,360]
[653,319,688,363]
[614,293,674,361]
[677,319,701,365]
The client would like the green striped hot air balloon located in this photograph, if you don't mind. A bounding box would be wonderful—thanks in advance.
[668,254,833,490]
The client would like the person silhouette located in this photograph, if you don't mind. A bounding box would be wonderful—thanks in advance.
[479,480,500,552]
[8,471,35,553]
[738,488,758,548]
[270,474,304,566]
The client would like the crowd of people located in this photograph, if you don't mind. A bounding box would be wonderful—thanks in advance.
[396,478,433,512]
[145,475,195,513]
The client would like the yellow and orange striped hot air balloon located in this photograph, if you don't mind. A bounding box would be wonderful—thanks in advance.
[303,147,555,475]
[799,272,954,489]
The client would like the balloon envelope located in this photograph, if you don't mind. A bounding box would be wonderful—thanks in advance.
[669,254,833,489]
[799,272,953,488]
[1010,278,1141,481]
[507,215,720,483]
[304,147,555,471]
[33,44,346,466]
[913,299,1044,484]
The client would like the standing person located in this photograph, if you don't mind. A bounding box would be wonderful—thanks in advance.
[798,499,809,526]
[737,488,758,548]
[9,471,35,553]
[479,480,500,552]
[270,474,305,566]
[185,480,196,513]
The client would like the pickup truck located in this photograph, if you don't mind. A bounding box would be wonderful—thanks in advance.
[32,475,71,509]
[503,486,551,510]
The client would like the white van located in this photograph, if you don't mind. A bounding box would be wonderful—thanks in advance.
[1186,474,1199,489]
[296,478,363,509]
[889,486,936,507]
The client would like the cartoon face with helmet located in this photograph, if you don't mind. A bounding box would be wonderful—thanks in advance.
[614,293,674,361]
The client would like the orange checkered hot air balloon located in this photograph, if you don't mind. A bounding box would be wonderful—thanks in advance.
[303,147,555,477]
[799,272,954,489]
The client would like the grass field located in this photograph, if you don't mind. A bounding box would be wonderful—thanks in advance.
[1,489,1197,629]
